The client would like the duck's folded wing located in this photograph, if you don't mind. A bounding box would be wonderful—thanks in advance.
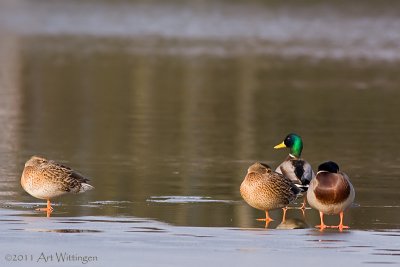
[40,161,92,193]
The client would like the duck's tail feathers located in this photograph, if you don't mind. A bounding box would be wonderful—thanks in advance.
[79,183,94,193]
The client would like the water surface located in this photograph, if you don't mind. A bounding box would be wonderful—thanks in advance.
[0,0,399,266]
[2,35,399,229]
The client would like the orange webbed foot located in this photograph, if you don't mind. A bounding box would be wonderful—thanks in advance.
[331,225,350,231]
[35,200,54,215]
[35,207,54,212]
[256,218,274,222]
[315,224,328,230]
[257,211,274,228]
[256,211,274,222]
[256,218,273,228]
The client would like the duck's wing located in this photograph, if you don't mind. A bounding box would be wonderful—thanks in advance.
[39,160,92,193]
[269,171,301,203]
[301,160,315,185]
[277,159,313,191]
[50,160,90,182]
[276,161,301,183]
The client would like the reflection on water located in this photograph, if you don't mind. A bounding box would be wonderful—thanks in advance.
[0,1,399,231]
[5,34,399,229]
[126,227,168,233]
[276,218,308,230]
[0,209,398,266]
[0,34,399,229]
[147,196,235,203]
[24,228,103,233]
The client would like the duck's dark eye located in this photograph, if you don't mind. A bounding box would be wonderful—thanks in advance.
[284,136,293,146]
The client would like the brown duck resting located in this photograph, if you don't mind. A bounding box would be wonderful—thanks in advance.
[21,156,94,216]
[240,162,301,224]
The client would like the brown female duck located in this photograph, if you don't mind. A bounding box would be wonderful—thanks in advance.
[240,162,301,225]
[21,156,94,217]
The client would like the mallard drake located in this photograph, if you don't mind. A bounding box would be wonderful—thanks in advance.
[21,156,94,217]
[274,133,315,208]
[307,161,355,230]
[240,162,300,225]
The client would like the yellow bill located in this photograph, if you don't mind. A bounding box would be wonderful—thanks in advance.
[274,141,286,149]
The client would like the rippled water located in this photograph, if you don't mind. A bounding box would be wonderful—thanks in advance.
[0,0,399,266]
[0,209,399,267]
[1,35,399,229]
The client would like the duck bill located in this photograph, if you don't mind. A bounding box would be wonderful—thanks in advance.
[274,142,287,149]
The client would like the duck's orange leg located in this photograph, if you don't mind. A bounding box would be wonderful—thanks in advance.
[35,199,54,216]
[315,211,328,230]
[300,198,307,210]
[300,198,307,217]
[256,210,274,222]
[46,199,53,217]
[256,211,274,228]
[281,207,288,223]
[331,211,349,231]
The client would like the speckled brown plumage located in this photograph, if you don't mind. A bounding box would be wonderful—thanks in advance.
[240,162,300,221]
[21,156,94,215]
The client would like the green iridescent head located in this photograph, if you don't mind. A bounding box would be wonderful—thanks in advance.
[274,133,303,158]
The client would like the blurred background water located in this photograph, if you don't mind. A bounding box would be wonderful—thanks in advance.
[0,0,399,230]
